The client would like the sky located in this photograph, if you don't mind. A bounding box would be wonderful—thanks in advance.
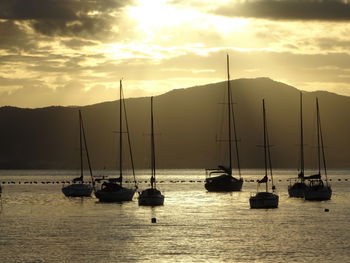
[1,0,350,108]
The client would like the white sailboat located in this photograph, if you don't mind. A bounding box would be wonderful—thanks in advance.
[95,80,137,202]
[303,98,332,201]
[62,110,94,197]
[288,92,307,197]
[249,99,279,209]
[138,97,164,206]
[205,54,243,192]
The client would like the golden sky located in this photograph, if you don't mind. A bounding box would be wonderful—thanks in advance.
[1,0,350,107]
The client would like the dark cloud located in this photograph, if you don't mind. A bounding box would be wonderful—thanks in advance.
[215,0,350,21]
[0,0,133,39]
[0,21,37,51]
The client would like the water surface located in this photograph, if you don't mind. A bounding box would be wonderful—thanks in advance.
[0,169,349,263]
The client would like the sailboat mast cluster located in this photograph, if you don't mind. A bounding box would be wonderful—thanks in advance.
[58,55,332,206]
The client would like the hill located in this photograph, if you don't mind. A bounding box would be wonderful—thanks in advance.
[1,77,349,169]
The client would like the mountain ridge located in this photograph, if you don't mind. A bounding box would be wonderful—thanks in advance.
[1,77,349,169]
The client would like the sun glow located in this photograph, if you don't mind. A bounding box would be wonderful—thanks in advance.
[126,0,249,42]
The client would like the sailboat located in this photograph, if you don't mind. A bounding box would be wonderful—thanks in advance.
[288,92,307,197]
[249,99,279,209]
[303,98,332,201]
[62,110,94,197]
[205,55,243,192]
[95,80,137,202]
[138,97,165,206]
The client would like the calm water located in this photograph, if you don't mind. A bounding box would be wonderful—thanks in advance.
[0,169,349,263]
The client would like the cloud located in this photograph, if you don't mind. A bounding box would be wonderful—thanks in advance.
[215,0,350,21]
[0,20,38,52]
[0,0,134,39]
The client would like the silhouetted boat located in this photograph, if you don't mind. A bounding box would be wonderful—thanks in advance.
[138,97,164,206]
[62,110,94,197]
[205,55,243,192]
[304,98,332,201]
[288,92,307,197]
[95,80,137,202]
[250,100,279,209]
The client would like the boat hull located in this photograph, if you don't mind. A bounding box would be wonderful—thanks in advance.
[205,174,243,192]
[249,192,279,209]
[304,186,332,201]
[138,188,164,206]
[62,184,93,197]
[95,187,135,202]
[138,194,164,206]
[288,182,306,198]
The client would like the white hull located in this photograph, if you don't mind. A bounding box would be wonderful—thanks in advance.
[304,186,332,201]
[249,192,279,209]
[95,187,135,202]
[62,184,93,197]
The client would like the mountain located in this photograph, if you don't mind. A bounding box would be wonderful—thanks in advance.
[0,77,349,169]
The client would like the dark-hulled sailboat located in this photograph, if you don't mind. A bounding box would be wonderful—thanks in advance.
[205,55,243,192]
[249,99,279,209]
[138,97,164,206]
[303,98,332,201]
[288,92,307,197]
[62,110,94,197]
[95,80,137,202]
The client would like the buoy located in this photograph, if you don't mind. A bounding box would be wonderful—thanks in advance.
[324,208,329,212]
[151,217,157,223]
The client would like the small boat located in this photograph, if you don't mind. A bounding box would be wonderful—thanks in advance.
[304,98,332,201]
[250,99,279,209]
[205,54,243,192]
[95,80,137,202]
[288,92,306,197]
[62,110,94,197]
[138,97,164,206]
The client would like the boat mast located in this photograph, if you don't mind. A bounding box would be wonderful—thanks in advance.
[265,103,275,191]
[227,54,242,178]
[316,98,329,185]
[316,98,321,176]
[119,80,123,186]
[262,99,268,192]
[300,92,305,177]
[121,87,137,188]
[226,54,233,175]
[79,110,83,180]
[80,110,96,190]
[150,96,156,189]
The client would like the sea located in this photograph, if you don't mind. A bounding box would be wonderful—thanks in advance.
[0,169,349,263]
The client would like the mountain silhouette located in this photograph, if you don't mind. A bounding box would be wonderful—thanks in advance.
[0,77,349,170]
